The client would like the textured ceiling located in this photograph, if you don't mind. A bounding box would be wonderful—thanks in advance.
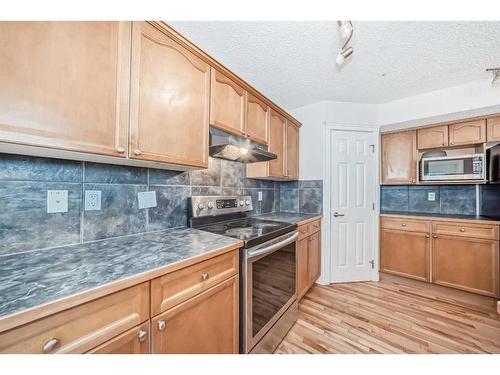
[169,21,500,110]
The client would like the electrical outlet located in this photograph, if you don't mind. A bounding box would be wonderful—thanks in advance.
[85,190,101,211]
[47,190,68,213]
[258,191,263,201]
[138,191,157,209]
[428,192,436,201]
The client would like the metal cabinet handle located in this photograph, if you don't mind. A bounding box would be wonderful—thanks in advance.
[133,149,142,156]
[241,131,246,136]
[116,146,125,154]
[460,228,465,232]
[247,132,251,137]
[433,235,438,238]
[202,272,210,281]
[401,223,407,227]
[42,338,60,354]
[333,212,345,217]
[138,330,148,342]
[158,320,166,331]
[425,235,430,238]
[450,141,455,145]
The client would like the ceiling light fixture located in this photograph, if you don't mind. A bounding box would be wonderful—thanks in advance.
[336,21,354,66]
[486,67,500,84]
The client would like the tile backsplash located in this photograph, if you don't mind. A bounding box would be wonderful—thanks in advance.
[380,185,477,216]
[0,153,322,255]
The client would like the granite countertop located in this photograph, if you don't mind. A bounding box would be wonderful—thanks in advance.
[380,211,500,223]
[0,228,242,320]
[254,212,322,225]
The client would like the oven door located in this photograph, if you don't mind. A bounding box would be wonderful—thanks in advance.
[242,231,298,353]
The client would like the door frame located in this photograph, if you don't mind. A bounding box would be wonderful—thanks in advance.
[320,123,380,285]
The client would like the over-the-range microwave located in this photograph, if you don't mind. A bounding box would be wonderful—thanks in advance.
[420,153,485,181]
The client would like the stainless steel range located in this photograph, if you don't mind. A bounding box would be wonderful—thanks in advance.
[189,195,298,354]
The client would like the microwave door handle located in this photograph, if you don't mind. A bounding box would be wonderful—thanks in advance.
[247,232,299,260]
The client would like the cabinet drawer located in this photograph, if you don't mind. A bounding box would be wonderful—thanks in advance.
[298,219,321,240]
[87,321,149,354]
[151,250,239,316]
[433,222,499,240]
[0,283,149,354]
[380,217,430,233]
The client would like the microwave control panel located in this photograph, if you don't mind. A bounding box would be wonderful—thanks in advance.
[473,156,483,174]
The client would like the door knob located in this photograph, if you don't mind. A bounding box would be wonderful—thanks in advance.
[158,320,166,331]
[333,212,345,217]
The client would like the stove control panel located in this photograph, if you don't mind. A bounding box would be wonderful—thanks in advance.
[190,195,253,218]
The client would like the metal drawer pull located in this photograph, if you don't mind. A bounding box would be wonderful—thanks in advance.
[138,330,148,342]
[115,146,125,154]
[133,149,142,156]
[42,338,60,354]
[401,223,407,227]
[460,228,465,232]
[433,235,438,238]
[158,320,166,331]
[425,235,430,238]
[202,272,210,281]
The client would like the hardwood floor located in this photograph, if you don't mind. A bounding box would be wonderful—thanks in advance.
[275,274,500,354]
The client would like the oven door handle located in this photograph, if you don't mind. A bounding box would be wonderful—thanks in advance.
[247,232,299,260]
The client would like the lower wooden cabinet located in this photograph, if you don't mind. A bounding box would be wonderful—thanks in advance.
[151,276,239,354]
[0,283,150,354]
[380,229,430,282]
[432,235,499,297]
[297,219,322,300]
[380,215,500,298]
[87,322,149,354]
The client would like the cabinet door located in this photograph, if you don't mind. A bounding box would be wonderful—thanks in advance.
[432,235,499,297]
[286,122,299,180]
[381,131,417,185]
[268,110,286,178]
[130,22,209,168]
[87,322,149,354]
[151,276,238,354]
[487,117,500,142]
[307,232,321,286]
[297,238,309,299]
[246,93,269,145]
[0,22,130,157]
[380,229,430,282]
[417,125,449,149]
[449,119,486,146]
[210,68,246,136]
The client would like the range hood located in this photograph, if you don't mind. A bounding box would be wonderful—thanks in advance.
[209,127,277,163]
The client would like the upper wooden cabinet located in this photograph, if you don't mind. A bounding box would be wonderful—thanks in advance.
[0,21,131,157]
[286,122,299,179]
[381,131,417,185]
[268,110,287,177]
[449,119,486,146]
[417,125,449,149]
[246,93,270,145]
[487,117,500,142]
[210,68,246,136]
[129,22,210,168]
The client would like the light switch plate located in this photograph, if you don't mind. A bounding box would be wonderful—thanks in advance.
[428,192,436,201]
[258,191,263,201]
[47,190,68,213]
[138,191,157,209]
[85,190,101,211]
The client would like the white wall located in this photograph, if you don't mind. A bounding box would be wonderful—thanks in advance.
[290,100,379,180]
[378,78,500,131]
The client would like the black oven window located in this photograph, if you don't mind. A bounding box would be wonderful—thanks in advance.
[252,243,296,337]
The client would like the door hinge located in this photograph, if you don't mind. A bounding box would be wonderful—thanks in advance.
[372,202,375,210]
[369,260,375,269]
[369,144,375,153]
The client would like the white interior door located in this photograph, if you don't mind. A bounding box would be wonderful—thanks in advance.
[330,130,376,282]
